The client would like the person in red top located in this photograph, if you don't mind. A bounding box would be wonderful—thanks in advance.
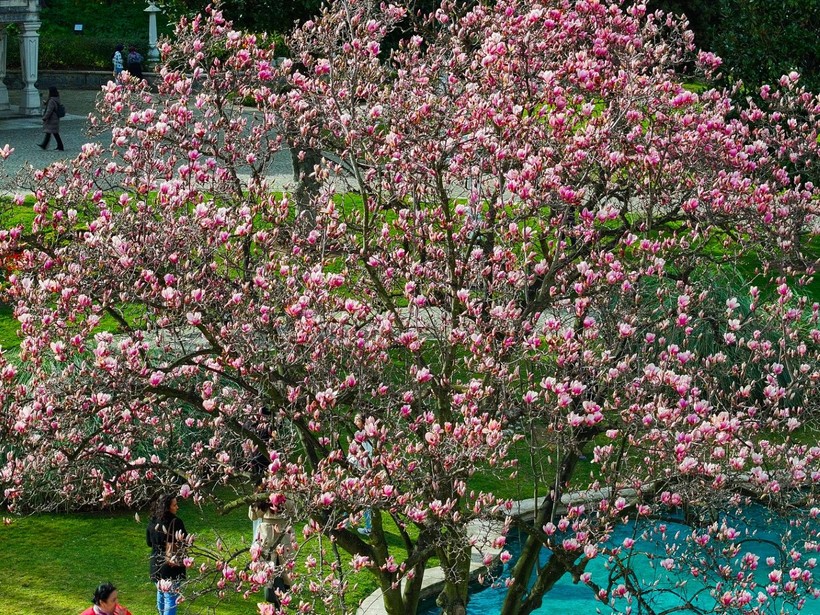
[79,583,132,615]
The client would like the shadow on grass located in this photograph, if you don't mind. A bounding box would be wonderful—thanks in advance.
[0,302,19,351]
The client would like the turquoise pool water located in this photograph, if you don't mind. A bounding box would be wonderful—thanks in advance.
[418,506,820,614]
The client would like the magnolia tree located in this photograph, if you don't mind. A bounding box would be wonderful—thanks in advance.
[2,0,820,614]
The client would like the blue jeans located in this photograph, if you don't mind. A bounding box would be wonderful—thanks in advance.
[356,508,372,535]
[156,585,179,615]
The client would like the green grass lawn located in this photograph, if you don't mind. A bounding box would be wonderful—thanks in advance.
[0,495,408,614]
[0,499,261,615]
[0,303,19,350]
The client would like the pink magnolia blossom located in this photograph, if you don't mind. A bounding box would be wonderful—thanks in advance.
[0,1,818,614]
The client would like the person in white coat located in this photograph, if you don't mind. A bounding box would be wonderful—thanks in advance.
[249,498,294,606]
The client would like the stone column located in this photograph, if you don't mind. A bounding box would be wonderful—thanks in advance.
[0,26,9,111]
[19,19,40,116]
[145,1,162,64]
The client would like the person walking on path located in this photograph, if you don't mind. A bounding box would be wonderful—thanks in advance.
[127,46,144,79]
[38,86,63,151]
[79,582,133,615]
[112,44,125,80]
[146,494,188,615]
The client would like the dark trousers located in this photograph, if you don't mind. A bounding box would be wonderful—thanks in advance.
[264,576,290,606]
[40,133,64,150]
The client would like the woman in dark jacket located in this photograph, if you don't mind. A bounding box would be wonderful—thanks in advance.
[127,46,144,79]
[146,494,188,615]
[38,86,63,151]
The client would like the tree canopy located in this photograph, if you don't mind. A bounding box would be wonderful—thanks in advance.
[2,1,820,614]
[161,0,820,91]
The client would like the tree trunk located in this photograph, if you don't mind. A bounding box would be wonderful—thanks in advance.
[380,584,409,615]
[434,541,472,615]
[369,510,413,615]
[500,450,581,615]
[290,146,321,227]
[401,556,427,615]
[500,524,547,615]
[515,554,571,615]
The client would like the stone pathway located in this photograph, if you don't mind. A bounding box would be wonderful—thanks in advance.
[0,88,294,187]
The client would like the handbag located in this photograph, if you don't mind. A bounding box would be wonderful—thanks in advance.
[165,537,184,565]
[163,520,186,565]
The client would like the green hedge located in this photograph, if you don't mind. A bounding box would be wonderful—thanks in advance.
[2,0,175,71]
[6,33,150,71]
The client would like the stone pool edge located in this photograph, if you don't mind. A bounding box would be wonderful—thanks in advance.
[355,499,540,615]
[355,488,646,615]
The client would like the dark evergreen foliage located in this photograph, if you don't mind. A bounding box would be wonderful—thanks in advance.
[650,0,820,92]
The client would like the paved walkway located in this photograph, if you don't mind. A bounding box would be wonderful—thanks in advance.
[0,89,101,176]
[0,88,294,185]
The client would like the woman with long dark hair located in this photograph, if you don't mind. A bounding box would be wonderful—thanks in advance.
[146,494,188,615]
[38,86,63,151]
